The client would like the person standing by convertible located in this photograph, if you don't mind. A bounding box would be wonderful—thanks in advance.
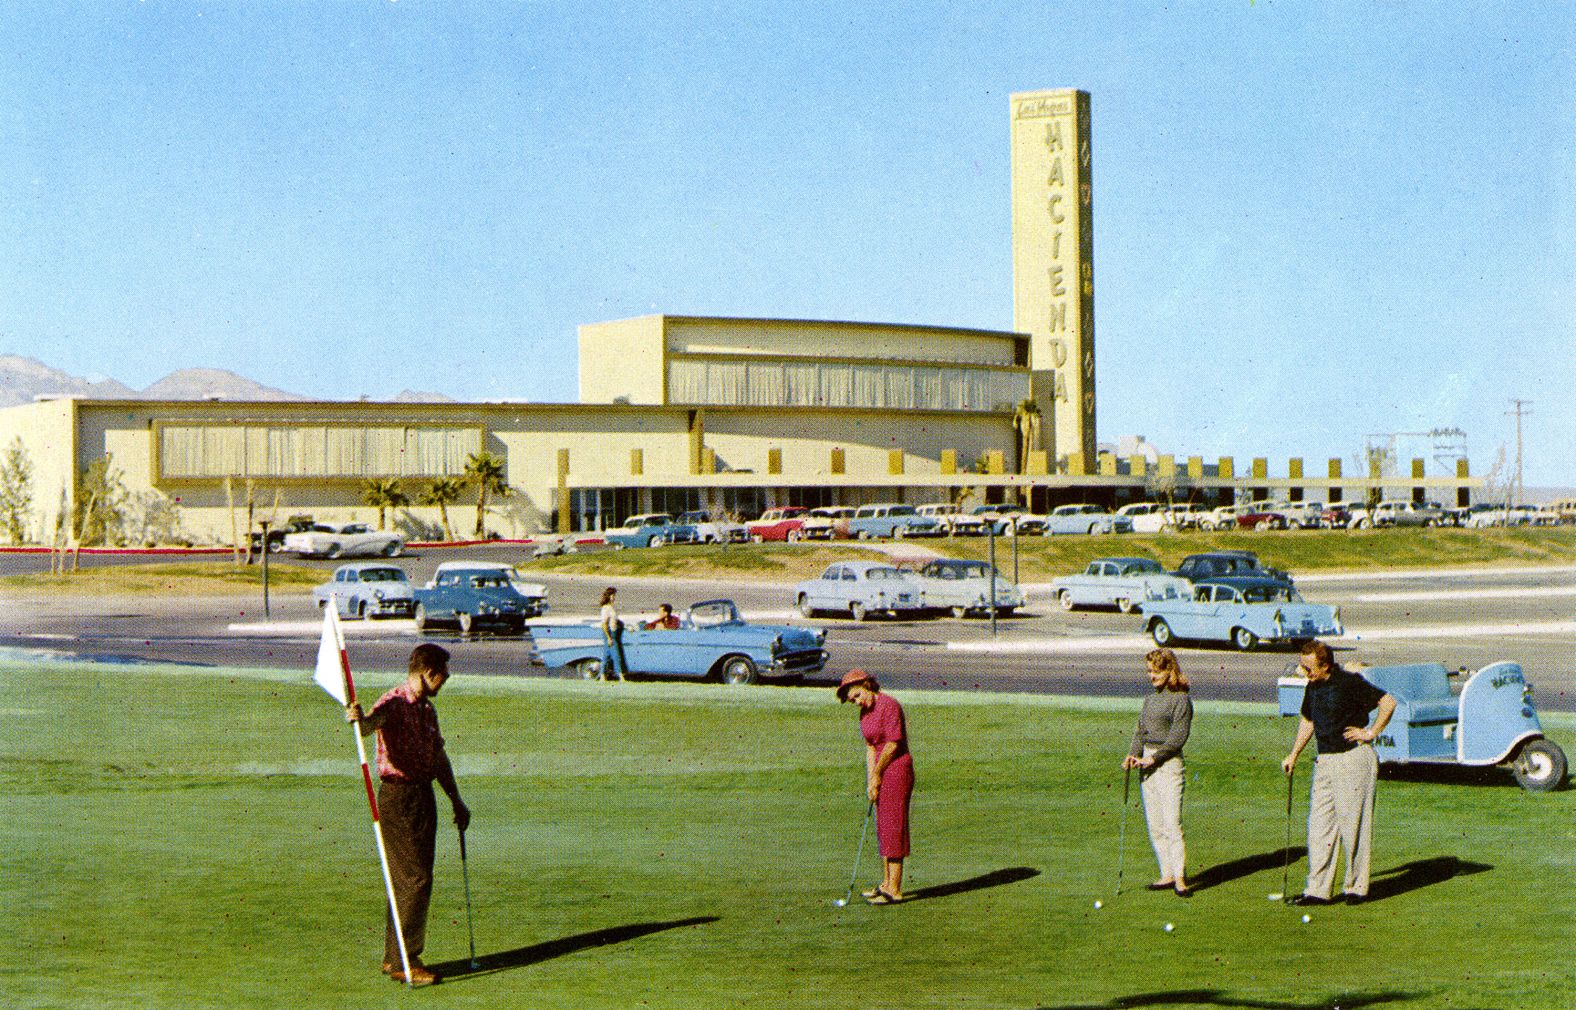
[346,643,471,986]
[837,669,914,904]
[1282,639,1396,906]
[1123,647,1193,896]
[599,586,627,680]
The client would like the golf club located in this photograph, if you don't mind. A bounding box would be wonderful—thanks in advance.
[1115,764,1132,897]
[459,825,480,969]
[835,801,875,907]
[1270,766,1295,902]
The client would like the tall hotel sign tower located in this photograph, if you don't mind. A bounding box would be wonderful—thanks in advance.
[1011,88,1095,471]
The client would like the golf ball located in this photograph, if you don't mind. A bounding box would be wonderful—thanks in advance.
[833,899,847,907]
[1164,923,1174,933]
[1093,900,1103,909]
[1301,914,1311,924]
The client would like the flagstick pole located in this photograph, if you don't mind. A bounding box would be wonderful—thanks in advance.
[336,615,415,988]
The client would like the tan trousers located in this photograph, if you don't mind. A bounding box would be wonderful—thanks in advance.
[1305,744,1378,898]
[1139,747,1186,883]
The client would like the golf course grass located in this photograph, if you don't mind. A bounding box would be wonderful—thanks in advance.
[5,662,1572,1009]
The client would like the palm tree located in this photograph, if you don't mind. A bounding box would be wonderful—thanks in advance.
[419,476,465,542]
[360,478,409,531]
[463,451,510,537]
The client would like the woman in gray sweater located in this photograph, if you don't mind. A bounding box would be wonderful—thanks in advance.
[1122,647,1194,896]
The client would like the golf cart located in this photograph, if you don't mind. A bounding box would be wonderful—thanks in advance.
[1277,660,1567,792]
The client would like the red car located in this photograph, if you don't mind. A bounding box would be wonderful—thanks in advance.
[745,507,809,543]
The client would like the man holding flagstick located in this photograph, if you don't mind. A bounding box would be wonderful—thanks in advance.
[345,643,471,987]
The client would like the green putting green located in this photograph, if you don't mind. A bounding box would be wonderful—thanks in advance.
[4,662,1572,1009]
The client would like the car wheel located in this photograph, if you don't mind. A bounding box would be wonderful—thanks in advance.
[650,535,666,548]
[325,543,343,559]
[1232,626,1258,651]
[1512,738,1567,792]
[996,606,1016,617]
[893,525,906,539]
[383,542,402,557]
[787,529,801,543]
[573,658,604,681]
[750,534,764,544]
[850,601,868,622]
[1088,523,1103,535]
[414,603,429,631]
[857,530,872,540]
[950,605,968,619]
[797,593,816,618]
[1115,597,1134,614]
[267,539,284,554]
[720,656,759,686]
[316,598,327,610]
[458,611,474,635]
[1355,517,1372,529]
[1151,619,1173,646]
[356,600,367,620]
[1058,590,1075,612]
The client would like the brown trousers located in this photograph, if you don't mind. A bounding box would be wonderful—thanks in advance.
[379,779,437,964]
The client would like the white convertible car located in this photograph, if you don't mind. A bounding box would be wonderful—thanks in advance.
[282,521,404,559]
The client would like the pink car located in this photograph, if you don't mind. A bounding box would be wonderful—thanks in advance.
[745,507,809,543]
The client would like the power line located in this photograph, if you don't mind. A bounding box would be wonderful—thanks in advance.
[1505,399,1532,507]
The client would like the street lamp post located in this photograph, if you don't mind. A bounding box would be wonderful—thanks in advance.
[258,519,272,618]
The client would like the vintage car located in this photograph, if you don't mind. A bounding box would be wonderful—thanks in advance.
[1045,503,1134,535]
[676,510,748,544]
[1114,502,1170,533]
[1199,502,1287,531]
[1172,550,1292,586]
[528,599,828,684]
[1275,501,1326,529]
[798,506,857,540]
[970,504,1048,536]
[915,503,989,536]
[312,563,417,620]
[1165,502,1208,530]
[1049,557,1191,614]
[426,560,548,617]
[1143,577,1342,651]
[604,513,697,549]
[283,521,404,559]
[251,515,315,554]
[913,558,1024,617]
[410,564,535,634]
[848,503,942,539]
[794,560,927,621]
[745,506,809,542]
[1277,660,1566,792]
[1372,500,1448,528]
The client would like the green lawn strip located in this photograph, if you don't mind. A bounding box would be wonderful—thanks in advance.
[4,664,1572,1009]
[522,527,1576,583]
[0,561,325,596]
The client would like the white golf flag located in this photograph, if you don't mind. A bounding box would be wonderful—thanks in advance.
[313,606,349,704]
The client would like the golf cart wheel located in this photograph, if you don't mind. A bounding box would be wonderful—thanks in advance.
[1232,626,1258,651]
[850,601,868,622]
[457,611,474,635]
[720,656,759,686]
[1058,590,1075,612]
[573,658,604,681]
[1115,597,1135,614]
[1512,738,1567,792]
[1150,619,1173,646]
[413,603,430,631]
[797,593,816,618]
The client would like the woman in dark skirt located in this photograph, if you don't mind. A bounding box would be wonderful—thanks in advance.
[837,668,914,904]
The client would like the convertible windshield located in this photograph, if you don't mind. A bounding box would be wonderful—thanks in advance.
[689,601,741,627]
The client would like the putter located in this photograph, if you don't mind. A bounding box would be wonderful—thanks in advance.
[1115,764,1132,896]
[459,825,480,969]
[1271,767,1295,902]
[835,801,875,907]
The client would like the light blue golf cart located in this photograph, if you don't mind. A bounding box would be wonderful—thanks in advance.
[1277,660,1567,792]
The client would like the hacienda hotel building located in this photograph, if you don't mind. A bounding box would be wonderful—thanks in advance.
[0,90,1477,545]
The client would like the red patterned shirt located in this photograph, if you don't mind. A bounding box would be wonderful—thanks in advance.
[372,682,445,783]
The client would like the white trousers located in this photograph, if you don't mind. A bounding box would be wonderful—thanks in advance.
[1140,747,1186,883]
[1306,744,1378,898]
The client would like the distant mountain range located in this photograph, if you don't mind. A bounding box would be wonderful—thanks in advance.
[0,355,454,407]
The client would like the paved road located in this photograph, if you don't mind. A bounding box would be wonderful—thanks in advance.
[2,546,1571,711]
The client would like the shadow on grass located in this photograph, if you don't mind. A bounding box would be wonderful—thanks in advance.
[1367,856,1492,902]
[905,866,1040,902]
[1033,988,1428,1010]
[1189,846,1306,892]
[429,916,719,980]
[1378,762,1538,789]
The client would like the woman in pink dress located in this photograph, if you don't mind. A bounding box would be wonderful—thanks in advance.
[837,668,914,904]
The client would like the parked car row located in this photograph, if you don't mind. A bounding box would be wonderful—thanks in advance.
[792,559,1025,621]
[1049,550,1293,615]
[313,560,549,634]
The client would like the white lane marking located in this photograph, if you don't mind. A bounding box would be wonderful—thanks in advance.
[228,620,417,636]
[948,635,1153,654]
[1352,586,1576,602]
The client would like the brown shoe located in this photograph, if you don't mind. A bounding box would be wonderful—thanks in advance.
[387,959,440,987]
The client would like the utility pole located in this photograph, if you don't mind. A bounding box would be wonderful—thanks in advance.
[1506,399,1531,507]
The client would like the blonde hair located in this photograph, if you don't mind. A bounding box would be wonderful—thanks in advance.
[1145,647,1189,691]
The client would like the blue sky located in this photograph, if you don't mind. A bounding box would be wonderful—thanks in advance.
[2,3,1571,484]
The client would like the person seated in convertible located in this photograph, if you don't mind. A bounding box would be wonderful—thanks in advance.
[645,603,682,630]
